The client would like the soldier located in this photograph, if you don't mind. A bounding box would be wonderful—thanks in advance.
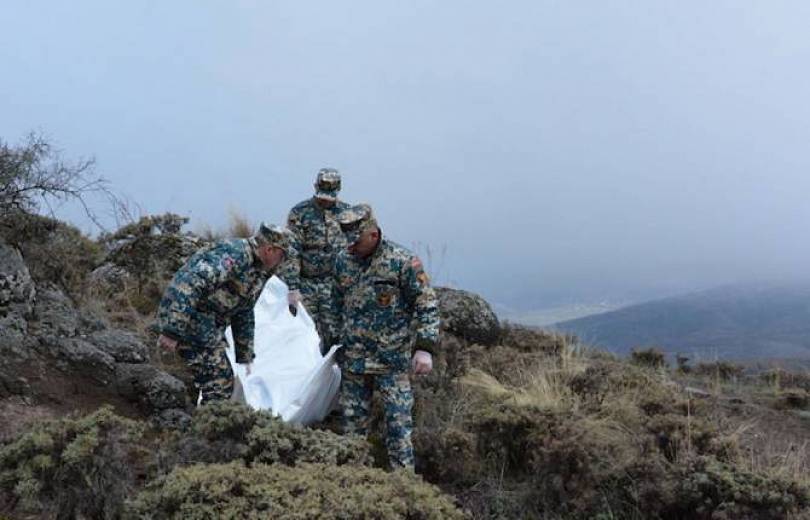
[279,167,351,350]
[333,204,439,469]
[155,223,293,405]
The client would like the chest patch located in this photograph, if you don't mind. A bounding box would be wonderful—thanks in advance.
[377,292,393,307]
[221,257,235,270]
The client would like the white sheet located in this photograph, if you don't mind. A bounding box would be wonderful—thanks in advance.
[225,276,341,425]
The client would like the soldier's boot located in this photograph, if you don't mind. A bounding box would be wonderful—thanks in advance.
[378,373,415,469]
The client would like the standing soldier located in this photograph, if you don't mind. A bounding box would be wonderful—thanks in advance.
[280,168,350,350]
[155,223,293,405]
[333,204,439,469]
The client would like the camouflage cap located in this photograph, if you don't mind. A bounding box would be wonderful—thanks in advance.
[314,167,341,201]
[254,222,295,254]
[338,203,378,243]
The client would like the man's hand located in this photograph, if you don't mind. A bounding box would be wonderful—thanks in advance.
[411,350,433,375]
[287,290,302,306]
[157,334,178,353]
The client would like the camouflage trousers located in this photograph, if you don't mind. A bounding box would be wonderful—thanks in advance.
[174,337,234,405]
[300,277,339,351]
[339,371,414,469]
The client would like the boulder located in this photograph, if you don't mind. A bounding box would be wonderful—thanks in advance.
[88,329,149,363]
[115,363,187,412]
[0,240,36,322]
[37,336,117,385]
[435,287,500,346]
[31,286,79,337]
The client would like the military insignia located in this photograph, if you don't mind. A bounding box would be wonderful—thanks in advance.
[221,257,235,270]
[378,292,393,306]
[411,257,423,270]
[417,272,430,286]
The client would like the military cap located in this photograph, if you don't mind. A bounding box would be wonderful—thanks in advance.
[254,222,295,254]
[314,168,341,201]
[338,203,378,243]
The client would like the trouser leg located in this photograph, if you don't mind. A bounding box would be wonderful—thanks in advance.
[339,371,373,436]
[376,372,415,469]
[177,338,234,405]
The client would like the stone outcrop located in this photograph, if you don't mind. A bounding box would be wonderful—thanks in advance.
[436,287,501,346]
[0,239,187,418]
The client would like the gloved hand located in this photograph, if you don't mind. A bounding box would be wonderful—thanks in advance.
[157,334,178,353]
[287,290,303,306]
[411,350,433,375]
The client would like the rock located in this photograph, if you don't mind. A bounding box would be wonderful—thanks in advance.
[152,408,192,430]
[37,336,117,385]
[87,329,149,363]
[31,286,79,336]
[115,363,187,412]
[0,240,36,320]
[435,287,500,346]
[88,262,132,294]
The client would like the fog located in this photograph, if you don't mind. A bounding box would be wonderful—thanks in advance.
[3,1,809,312]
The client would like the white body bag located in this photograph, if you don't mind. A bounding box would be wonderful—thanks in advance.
[225,276,341,425]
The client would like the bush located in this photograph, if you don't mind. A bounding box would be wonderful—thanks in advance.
[631,347,668,369]
[673,457,810,519]
[0,406,146,519]
[159,402,372,470]
[248,421,371,467]
[499,323,572,355]
[570,360,666,408]
[693,361,744,382]
[126,462,465,519]
[775,388,810,410]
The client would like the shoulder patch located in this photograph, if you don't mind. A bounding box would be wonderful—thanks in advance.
[417,271,430,286]
[411,257,423,270]
[221,257,235,270]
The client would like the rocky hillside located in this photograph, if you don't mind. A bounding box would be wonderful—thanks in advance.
[1,214,810,519]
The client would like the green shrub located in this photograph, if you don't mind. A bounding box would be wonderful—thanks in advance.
[693,361,744,382]
[570,360,666,407]
[159,402,372,470]
[126,462,465,519]
[673,457,810,519]
[247,421,371,467]
[775,388,810,410]
[498,323,574,355]
[0,406,145,519]
[631,347,668,369]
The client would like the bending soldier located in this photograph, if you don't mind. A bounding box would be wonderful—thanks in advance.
[155,223,293,405]
[333,204,440,469]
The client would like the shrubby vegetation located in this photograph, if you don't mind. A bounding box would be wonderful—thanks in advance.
[127,462,464,519]
[0,406,146,519]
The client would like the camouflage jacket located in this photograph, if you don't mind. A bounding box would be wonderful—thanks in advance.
[156,238,271,363]
[333,238,440,374]
[278,198,351,289]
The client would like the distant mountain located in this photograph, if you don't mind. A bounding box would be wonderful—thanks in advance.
[497,301,628,327]
[552,283,810,360]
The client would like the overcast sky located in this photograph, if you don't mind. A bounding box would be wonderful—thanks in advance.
[2,1,809,311]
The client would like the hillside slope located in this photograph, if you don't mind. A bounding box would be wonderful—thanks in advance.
[553,283,810,359]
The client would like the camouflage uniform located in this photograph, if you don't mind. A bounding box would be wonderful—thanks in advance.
[155,225,291,404]
[333,205,440,469]
[278,168,350,349]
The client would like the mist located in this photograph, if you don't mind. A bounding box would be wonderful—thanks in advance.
[3,1,809,311]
